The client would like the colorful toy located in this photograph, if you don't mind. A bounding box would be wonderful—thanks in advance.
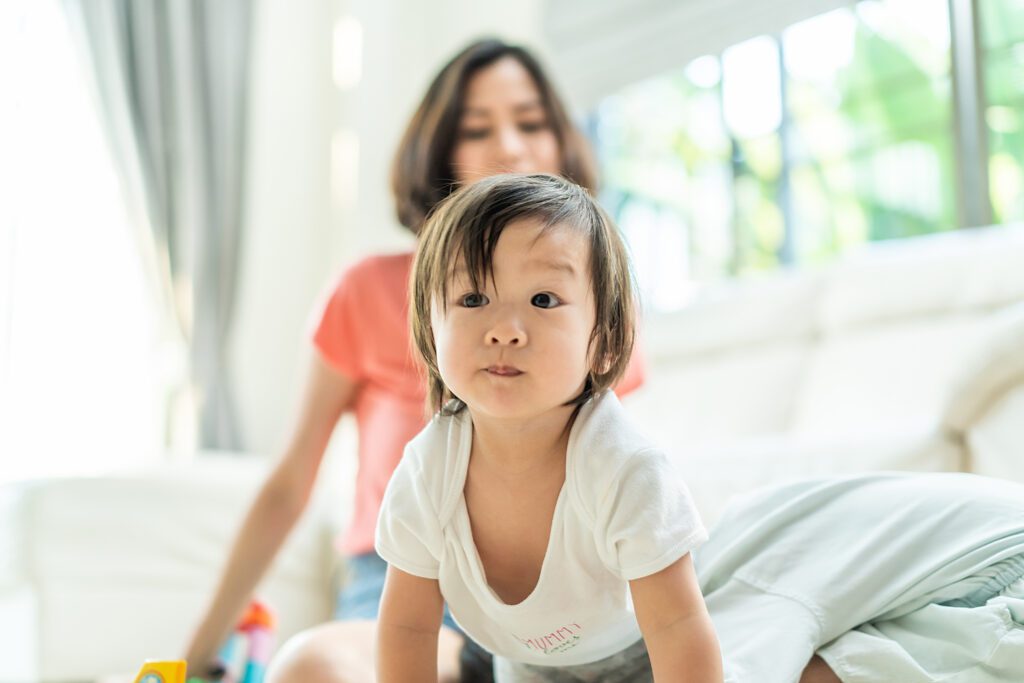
[238,601,275,683]
[210,599,277,683]
[211,629,246,681]
[134,601,275,683]
[132,660,187,683]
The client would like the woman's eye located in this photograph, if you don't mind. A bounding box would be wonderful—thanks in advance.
[531,292,561,309]
[518,120,548,133]
[459,128,490,140]
[461,292,489,308]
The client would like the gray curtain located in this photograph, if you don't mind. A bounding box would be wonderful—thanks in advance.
[62,0,254,450]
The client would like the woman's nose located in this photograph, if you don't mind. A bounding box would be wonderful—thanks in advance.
[495,125,526,163]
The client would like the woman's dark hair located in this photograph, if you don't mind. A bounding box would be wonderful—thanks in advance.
[391,38,598,234]
[411,174,635,415]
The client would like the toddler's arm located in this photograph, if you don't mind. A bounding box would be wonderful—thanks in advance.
[377,564,445,683]
[630,553,723,682]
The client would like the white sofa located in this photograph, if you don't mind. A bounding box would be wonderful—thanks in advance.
[2,224,1023,682]
[0,455,348,683]
[628,223,1024,524]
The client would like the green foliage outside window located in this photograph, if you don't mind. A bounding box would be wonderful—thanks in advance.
[595,0,1022,308]
[982,0,1024,222]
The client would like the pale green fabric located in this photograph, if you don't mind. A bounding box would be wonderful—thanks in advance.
[695,473,1024,683]
[819,574,1024,682]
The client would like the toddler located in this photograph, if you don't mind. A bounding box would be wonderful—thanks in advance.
[375,174,723,682]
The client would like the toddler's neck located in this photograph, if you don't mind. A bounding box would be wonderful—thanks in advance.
[467,405,577,479]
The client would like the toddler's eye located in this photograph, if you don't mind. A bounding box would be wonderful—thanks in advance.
[531,292,561,309]
[461,292,489,308]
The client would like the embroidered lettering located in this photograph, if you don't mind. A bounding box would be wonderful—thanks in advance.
[513,623,584,655]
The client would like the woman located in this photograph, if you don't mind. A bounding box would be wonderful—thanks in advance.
[183,38,644,683]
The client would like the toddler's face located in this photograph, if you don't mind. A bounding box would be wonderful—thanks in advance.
[431,218,594,423]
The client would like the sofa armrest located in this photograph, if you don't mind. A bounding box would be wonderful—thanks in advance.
[944,302,1024,432]
[0,456,344,682]
[966,384,1024,483]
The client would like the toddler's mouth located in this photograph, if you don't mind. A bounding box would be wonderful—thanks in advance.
[486,365,523,377]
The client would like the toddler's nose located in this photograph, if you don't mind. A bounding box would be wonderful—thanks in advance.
[485,317,527,346]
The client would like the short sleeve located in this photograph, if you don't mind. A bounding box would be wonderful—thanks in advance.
[596,450,707,581]
[309,266,366,381]
[375,446,443,579]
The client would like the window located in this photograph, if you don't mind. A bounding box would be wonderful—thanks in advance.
[981,0,1024,222]
[594,0,1014,311]
[0,0,164,482]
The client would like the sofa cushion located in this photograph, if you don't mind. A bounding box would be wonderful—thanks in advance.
[671,426,962,529]
[791,313,993,436]
[816,223,1024,334]
[636,271,820,442]
[966,385,1024,484]
[625,341,809,445]
[644,270,821,358]
[944,302,1024,432]
[4,456,342,681]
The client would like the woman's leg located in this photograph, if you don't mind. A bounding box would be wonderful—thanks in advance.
[264,551,468,682]
[265,619,464,683]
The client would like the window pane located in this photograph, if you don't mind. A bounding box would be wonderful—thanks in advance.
[0,0,165,481]
[784,0,955,261]
[593,0,968,309]
[981,0,1024,222]
[595,63,732,308]
[980,0,1024,50]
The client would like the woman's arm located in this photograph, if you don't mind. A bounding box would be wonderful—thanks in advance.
[630,553,723,683]
[184,353,359,674]
[377,565,445,683]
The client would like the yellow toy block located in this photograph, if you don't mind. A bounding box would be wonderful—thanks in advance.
[132,660,187,683]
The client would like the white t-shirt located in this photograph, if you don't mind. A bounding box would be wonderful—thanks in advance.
[375,391,707,667]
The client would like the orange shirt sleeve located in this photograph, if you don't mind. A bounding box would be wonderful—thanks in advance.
[310,264,367,382]
[613,335,647,398]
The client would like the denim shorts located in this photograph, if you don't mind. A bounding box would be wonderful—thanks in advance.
[334,551,462,633]
[493,638,652,682]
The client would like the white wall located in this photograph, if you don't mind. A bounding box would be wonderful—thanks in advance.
[232,0,546,456]
[230,0,335,456]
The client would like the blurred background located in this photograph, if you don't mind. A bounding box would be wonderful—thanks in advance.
[3,1,1024,679]
[1,0,1022,478]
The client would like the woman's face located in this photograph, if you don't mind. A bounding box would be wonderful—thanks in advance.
[450,57,563,186]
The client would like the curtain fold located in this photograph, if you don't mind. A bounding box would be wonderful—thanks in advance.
[62,0,254,450]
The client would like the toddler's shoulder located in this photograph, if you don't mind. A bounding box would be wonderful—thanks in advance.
[400,409,471,521]
[572,391,658,461]
[568,392,673,511]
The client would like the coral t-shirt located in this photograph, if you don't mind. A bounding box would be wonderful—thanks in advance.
[312,251,646,555]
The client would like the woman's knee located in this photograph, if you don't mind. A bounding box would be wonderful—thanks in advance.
[264,619,466,683]
[266,620,377,683]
